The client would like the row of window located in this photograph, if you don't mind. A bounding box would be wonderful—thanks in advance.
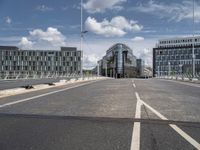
[1,66,79,71]
[0,56,81,61]
[0,50,81,57]
[156,60,200,66]
[159,38,200,44]
[156,55,200,60]
[156,49,200,55]
[1,60,80,65]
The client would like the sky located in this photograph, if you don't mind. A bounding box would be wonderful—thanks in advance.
[0,0,200,69]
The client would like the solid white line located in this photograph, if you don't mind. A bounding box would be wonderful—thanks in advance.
[140,97,200,150]
[0,80,98,108]
[130,92,142,150]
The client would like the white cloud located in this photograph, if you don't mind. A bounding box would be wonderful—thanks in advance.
[36,5,53,11]
[17,27,66,50]
[29,27,66,47]
[134,0,200,22]
[131,36,144,42]
[83,54,100,69]
[83,0,126,13]
[18,37,33,49]
[85,16,143,37]
[5,16,12,24]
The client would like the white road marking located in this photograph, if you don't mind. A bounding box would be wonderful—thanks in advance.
[138,94,200,150]
[133,83,136,88]
[130,92,142,150]
[0,80,98,108]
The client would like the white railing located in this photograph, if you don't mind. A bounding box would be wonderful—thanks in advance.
[156,73,200,82]
[0,72,104,81]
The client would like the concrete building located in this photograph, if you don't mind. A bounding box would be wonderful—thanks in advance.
[153,36,200,77]
[0,46,82,79]
[98,43,144,78]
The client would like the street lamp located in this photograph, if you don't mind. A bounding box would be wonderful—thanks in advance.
[80,0,88,78]
[192,0,196,78]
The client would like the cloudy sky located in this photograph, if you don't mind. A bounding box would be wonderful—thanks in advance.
[0,0,200,69]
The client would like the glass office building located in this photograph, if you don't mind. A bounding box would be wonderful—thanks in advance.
[0,46,82,78]
[98,43,143,78]
[153,37,200,77]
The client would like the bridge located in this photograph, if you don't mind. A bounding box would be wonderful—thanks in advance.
[0,77,199,150]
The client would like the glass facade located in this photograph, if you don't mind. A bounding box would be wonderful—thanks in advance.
[99,43,141,78]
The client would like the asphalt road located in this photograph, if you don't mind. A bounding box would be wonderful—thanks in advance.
[0,77,74,90]
[0,78,199,150]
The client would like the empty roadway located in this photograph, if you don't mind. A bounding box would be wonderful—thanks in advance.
[0,78,199,150]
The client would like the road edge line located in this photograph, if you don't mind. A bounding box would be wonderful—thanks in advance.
[0,80,99,108]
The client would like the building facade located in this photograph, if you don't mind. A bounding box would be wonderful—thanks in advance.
[0,46,82,79]
[153,36,200,77]
[98,43,144,78]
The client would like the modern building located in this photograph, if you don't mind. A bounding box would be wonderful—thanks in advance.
[136,59,145,77]
[0,46,82,79]
[153,36,200,77]
[98,43,144,78]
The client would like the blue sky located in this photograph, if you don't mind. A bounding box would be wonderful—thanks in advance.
[0,0,200,68]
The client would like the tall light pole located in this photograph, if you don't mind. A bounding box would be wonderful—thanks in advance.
[80,0,83,77]
[192,0,195,78]
[80,0,88,78]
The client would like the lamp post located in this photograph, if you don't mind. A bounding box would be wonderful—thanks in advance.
[192,0,196,78]
[80,0,88,78]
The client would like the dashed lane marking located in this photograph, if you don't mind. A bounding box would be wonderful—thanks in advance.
[133,83,136,88]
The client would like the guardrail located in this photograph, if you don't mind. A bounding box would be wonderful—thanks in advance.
[156,74,200,82]
[0,73,100,81]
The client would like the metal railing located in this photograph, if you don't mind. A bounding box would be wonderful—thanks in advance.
[156,73,200,82]
[0,72,100,81]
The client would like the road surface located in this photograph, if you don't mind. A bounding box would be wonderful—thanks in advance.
[0,78,199,150]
